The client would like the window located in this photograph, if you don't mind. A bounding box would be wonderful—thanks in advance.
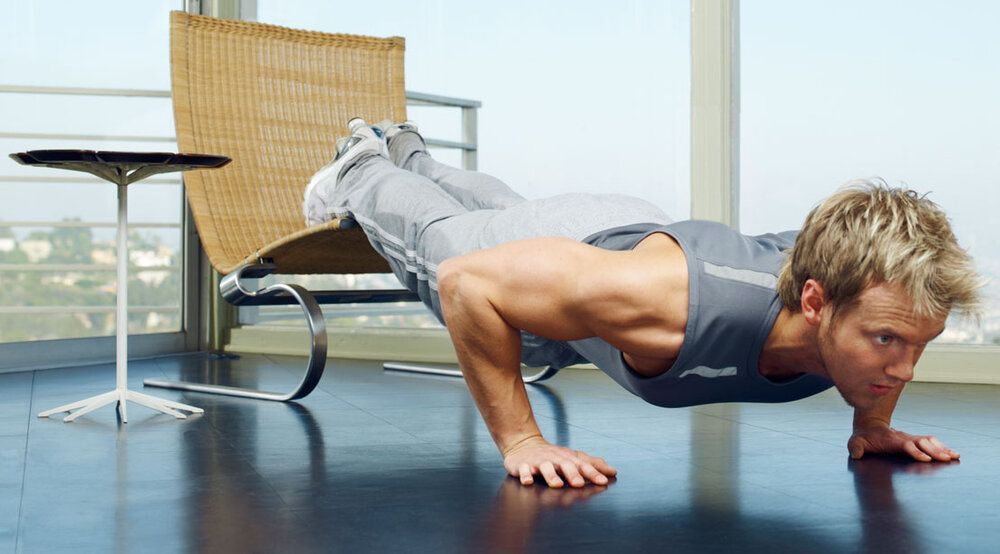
[740,2,999,345]
[0,1,184,343]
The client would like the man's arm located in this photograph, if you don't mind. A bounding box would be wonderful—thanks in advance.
[852,384,904,430]
[437,237,622,487]
[437,264,545,455]
[849,385,959,462]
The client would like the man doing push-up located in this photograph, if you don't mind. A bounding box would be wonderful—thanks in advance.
[303,118,982,488]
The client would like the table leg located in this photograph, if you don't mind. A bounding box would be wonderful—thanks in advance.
[127,390,204,418]
[38,179,203,423]
[37,390,118,420]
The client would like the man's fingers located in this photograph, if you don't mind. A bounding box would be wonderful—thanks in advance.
[903,440,933,462]
[928,437,961,460]
[539,461,564,488]
[558,460,586,488]
[518,463,534,486]
[582,455,618,477]
[850,444,865,459]
[577,462,610,485]
[914,437,938,461]
[507,446,617,487]
[919,437,956,462]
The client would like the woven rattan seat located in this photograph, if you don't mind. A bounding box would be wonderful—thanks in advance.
[169,11,404,276]
[143,12,424,401]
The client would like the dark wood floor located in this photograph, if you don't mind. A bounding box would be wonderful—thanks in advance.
[1,352,998,553]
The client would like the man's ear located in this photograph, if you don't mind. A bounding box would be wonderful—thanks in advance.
[800,279,826,326]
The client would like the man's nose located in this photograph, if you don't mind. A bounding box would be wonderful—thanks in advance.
[885,361,915,383]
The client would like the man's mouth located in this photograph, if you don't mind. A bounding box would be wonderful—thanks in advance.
[869,384,894,396]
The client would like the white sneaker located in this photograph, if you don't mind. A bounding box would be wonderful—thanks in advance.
[381,120,424,147]
[302,118,389,226]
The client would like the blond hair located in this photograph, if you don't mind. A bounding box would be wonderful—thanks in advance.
[777,179,984,322]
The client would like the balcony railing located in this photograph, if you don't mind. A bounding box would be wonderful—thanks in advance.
[0,84,481,339]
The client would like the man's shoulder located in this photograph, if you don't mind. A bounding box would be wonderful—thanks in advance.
[671,219,798,243]
[666,220,796,267]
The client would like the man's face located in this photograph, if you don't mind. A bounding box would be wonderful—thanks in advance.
[816,282,946,409]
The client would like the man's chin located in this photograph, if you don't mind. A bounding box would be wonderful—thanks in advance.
[835,386,869,410]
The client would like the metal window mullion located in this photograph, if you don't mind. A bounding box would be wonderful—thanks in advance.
[690,0,739,227]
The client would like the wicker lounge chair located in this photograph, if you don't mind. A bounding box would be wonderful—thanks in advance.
[144,12,556,402]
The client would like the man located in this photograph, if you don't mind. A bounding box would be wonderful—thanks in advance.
[304,119,983,488]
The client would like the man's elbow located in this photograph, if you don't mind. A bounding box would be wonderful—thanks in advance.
[437,257,482,323]
[436,258,464,298]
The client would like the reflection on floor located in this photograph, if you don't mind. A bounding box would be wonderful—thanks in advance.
[1,352,999,552]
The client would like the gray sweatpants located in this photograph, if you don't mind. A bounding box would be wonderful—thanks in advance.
[325,133,673,329]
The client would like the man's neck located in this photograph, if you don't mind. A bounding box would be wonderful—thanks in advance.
[758,308,827,381]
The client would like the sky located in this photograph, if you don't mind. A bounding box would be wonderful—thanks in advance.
[740,1,1000,237]
[0,0,997,327]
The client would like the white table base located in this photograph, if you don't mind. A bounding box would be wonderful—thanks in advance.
[38,180,203,423]
[38,389,204,423]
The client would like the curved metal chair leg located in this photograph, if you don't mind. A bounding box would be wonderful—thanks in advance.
[382,362,559,384]
[522,365,560,383]
[144,282,327,401]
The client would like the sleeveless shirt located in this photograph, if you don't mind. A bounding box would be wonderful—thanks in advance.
[518,220,834,407]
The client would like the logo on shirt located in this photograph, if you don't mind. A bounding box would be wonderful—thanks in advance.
[678,366,738,379]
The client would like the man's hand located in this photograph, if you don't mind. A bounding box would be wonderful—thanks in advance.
[503,435,617,488]
[848,424,960,462]
[437,244,621,489]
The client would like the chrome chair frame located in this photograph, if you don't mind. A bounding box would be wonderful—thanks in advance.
[144,261,560,401]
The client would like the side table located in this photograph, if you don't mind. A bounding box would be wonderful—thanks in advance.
[9,149,231,423]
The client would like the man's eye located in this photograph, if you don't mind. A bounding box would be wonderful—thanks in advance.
[876,335,893,345]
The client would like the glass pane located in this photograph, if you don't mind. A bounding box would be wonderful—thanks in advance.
[740,2,999,345]
[0,1,184,343]
[255,0,691,328]
[0,2,175,90]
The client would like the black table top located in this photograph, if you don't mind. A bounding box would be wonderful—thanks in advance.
[10,149,230,167]
[8,149,231,185]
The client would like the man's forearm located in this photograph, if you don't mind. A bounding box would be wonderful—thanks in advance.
[853,385,904,430]
[439,275,543,455]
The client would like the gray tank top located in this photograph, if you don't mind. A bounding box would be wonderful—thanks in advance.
[518,220,833,407]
